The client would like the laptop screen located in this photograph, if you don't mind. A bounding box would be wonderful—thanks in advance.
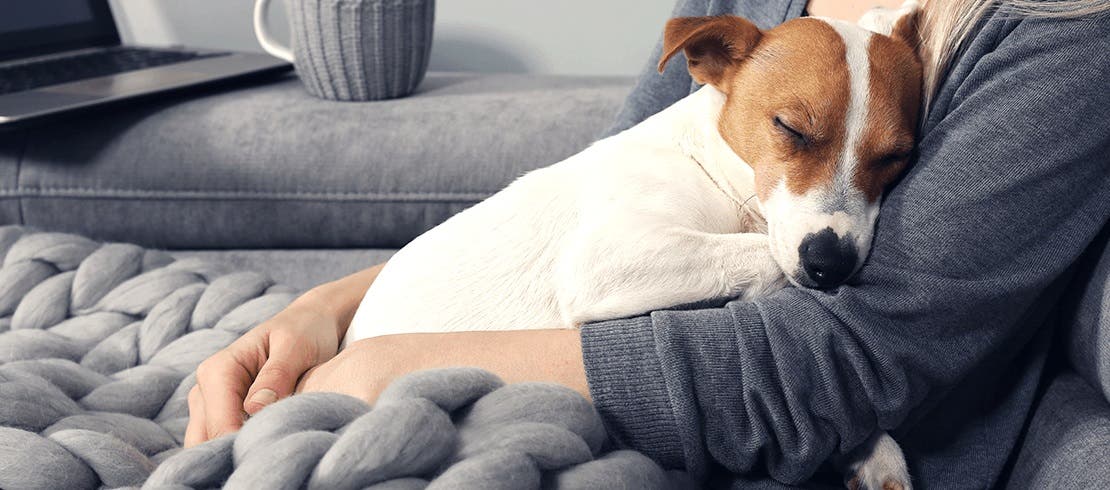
[0,0,119,62]
[0,1,96,33]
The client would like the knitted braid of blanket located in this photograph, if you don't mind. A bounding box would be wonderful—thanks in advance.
[0,227,689,489]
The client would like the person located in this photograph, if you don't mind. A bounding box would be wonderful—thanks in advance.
[185,0,1110,487]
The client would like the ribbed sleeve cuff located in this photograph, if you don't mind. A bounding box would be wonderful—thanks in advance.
[579,316,686,469]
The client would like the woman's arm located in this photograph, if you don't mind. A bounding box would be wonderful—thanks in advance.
[297,329,589,403]
[190,259,591,447]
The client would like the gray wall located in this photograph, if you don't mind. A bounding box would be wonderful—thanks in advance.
[108,1,674,76]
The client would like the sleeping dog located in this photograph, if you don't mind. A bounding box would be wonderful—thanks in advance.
[345,4,923,489]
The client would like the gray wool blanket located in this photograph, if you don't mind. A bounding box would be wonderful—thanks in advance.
[0,227,690,489]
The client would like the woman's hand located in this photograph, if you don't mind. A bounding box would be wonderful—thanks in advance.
[296,329,591,404]
[185,263,386,447]
[184,297,341,447]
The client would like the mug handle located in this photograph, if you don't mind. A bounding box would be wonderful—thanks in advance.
[253,0,294,62]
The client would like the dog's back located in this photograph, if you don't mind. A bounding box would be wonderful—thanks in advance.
[345,159,584,342]
[343,85,762,345]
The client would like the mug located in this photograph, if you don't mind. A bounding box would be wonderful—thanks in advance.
[253,0,435,101]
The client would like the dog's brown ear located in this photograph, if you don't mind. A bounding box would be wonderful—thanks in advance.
[657,15,762,91]
[889,8,921,56]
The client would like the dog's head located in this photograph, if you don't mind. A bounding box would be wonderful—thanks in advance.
[659,6,923,289]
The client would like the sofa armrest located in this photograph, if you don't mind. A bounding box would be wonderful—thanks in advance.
[0,73,631,249]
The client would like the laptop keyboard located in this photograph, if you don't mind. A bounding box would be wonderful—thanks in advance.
[0,47,226,95]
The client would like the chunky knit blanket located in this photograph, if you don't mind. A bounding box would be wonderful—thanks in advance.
[0,228,687,489]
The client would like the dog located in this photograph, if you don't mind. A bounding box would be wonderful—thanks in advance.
[344,4,923,489]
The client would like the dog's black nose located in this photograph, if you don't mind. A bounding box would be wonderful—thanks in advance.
[799,229,858,288]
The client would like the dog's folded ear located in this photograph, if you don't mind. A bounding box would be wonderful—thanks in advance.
[889,6,922,56]
[657,15,762,91]
[859,1,922,56]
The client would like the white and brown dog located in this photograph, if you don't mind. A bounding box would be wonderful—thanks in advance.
[345,4,923,489]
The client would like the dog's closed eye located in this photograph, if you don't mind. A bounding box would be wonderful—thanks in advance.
[876,152,910,167]
[773,115,810,148]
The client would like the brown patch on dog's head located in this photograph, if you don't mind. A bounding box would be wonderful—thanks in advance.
[713,18,853,201]
[657,15,762,91]
[854,29,922,202]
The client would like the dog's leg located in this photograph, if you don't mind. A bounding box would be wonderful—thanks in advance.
[843,432,912,490]
[557,227,787,325]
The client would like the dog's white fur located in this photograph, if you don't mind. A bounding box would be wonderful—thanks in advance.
[347,85,784,339]
[345,8,918,490]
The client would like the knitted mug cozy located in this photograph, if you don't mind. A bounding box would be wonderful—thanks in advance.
[264,0,436,101]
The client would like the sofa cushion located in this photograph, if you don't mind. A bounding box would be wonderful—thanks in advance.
[0,73,631,248]
[1005,372,1110,489]
[1061,224,1110,403]
[169,249,396,292]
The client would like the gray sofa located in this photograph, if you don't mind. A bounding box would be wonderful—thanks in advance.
[1,72,1107,487]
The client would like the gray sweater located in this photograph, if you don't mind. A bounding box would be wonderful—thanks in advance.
[580,3,1110,488]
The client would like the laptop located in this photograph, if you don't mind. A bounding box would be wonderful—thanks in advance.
[0,0,291,128]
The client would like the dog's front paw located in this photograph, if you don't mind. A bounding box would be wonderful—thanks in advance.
[847,474,911,490]
[738,257,788,301]
[846,433,912,490]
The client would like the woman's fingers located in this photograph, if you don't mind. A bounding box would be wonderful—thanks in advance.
[244,330,319,415]
[184,385,207,448]
[195,350,254,442]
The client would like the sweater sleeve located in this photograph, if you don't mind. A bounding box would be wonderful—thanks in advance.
[581,14,1110,483]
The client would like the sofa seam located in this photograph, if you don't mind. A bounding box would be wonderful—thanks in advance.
[3,186,494,202]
